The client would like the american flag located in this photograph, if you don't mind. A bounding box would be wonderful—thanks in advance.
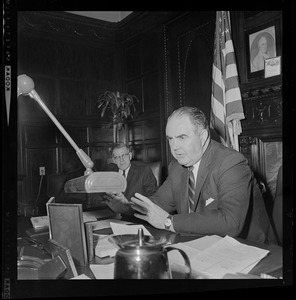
[210,11,245,151]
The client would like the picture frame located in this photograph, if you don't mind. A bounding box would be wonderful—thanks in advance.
[245,17,282,82]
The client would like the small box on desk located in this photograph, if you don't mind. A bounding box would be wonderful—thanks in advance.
[46,198,88,267]
[47,239,78,278]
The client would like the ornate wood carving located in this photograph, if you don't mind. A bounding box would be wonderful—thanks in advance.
[19,11,117,43]
[241,84,282,132]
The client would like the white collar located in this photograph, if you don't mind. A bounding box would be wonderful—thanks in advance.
[191,160,200,183]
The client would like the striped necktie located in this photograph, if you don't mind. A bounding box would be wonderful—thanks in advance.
[188,166,195,212]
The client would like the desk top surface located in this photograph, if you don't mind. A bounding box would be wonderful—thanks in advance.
[18,215,283,279]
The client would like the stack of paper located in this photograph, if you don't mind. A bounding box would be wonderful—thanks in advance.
[91,219,134,231]
[82,209,115,223]
[167,235,269,279]
[30,216,49,229]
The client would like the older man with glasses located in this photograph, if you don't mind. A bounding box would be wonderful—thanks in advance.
[102,142,158,214]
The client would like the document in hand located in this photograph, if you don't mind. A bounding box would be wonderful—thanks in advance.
[168,235,269,279]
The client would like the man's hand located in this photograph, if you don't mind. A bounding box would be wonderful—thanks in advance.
[130,193,169,229]
[102,192,132,214]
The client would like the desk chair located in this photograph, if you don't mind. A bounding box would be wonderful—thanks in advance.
[47,168,88,206]
[132,161,162,187]
[272,165,282,245]
[47,168,84,198]
[265,165,283,246]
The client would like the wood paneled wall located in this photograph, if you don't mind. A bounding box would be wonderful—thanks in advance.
[17,11,283,217]
[17,11,167,216]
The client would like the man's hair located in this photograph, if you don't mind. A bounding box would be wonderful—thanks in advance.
[111,142,129,155]
[168,106,209,132]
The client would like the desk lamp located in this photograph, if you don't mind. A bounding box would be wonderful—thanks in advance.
[17,74,126,193]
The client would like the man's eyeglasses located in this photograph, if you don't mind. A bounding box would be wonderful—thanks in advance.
[113,153,130,162]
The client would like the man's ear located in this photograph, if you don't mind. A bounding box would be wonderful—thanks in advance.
[200,129,209,146]
[129,152,133,160]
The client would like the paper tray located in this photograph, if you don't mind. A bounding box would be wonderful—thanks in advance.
[64,171,126,193]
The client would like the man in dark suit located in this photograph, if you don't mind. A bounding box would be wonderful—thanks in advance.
[107,107,272,243]
[102,142,158,212]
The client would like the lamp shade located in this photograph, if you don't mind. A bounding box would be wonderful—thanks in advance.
[18,74,35,96]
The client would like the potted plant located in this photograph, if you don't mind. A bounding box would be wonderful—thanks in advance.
[96,91,139,143]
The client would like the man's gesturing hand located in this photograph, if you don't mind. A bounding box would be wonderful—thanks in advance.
[130,193,169,229]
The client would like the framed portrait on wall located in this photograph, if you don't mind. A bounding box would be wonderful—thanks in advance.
[249,26,276,73]
[245,17,281,82]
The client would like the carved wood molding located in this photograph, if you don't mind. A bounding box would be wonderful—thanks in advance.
[239,136,257,159]
[19,11,118,42]
[19,11,186,44]
[242,97,282,128]
[241,84,282,101]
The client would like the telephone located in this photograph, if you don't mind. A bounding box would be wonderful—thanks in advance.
[17,238,67,279]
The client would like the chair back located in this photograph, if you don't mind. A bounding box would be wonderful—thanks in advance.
[272,165,282,245]
[132,161,162,187]
[47,168,84,197]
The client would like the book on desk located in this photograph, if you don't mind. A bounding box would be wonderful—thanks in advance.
[47,201,89,267]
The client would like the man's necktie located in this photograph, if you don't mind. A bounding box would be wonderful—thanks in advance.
[122,170,126,178]
[188,166,195,212]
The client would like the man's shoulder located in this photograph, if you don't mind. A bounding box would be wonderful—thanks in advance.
[209,140,246,161]
[168,158,186,173]
[131,161,151,172]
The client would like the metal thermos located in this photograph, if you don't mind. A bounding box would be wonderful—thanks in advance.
[111,228,191,279]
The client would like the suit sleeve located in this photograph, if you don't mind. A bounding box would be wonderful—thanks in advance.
[172,153,252,237]
[150,162,178,213]
[142,166,158,197]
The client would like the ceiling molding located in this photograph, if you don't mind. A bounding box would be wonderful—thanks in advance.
[65,11,133,23]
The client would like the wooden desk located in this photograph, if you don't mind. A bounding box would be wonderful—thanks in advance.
[18,215,283,279]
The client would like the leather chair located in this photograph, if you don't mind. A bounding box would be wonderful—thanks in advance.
[272,165,282,245]
[47,168,87,205]
[132,161,162,187]
[265,165,283,246]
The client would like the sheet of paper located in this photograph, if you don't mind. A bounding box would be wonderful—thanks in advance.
[239,259,264,274]
[90,219,134,231]
[82,212,97,223]
[82,209,115,223]
[167,235,221,273]
[183,235,222,251]
[30,216,49,229]
[90,263,114,279]
[110,222,152,236]
[189,236,269,279]
[95,236,119,258]
[70,274,91,279]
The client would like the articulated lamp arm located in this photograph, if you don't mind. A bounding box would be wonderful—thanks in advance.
[18,74,94,175]
[17,74,126,194]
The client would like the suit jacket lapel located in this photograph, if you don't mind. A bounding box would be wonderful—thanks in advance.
[179,167,189,213]
[192,142,212,212]
[123,164,134,196]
